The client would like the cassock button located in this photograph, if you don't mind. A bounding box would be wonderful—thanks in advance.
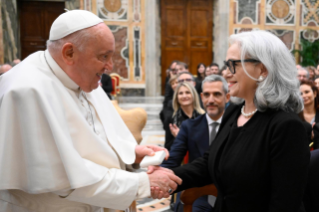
[88,122,92,126]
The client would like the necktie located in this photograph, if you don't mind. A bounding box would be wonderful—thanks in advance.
[209,122,219,145]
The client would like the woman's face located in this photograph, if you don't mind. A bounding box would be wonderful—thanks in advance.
[171,80,178,91]
[177,86,193,107]
[309,69,315,79]
[300,84,316,106]
[198,65,205,74]
[225,43,263,100]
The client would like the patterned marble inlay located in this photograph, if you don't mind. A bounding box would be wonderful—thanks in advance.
[301,0,319,26]
[134,27,142,81]
[109,25,129,80]
[65,0,81,10]
[97,0,128,21]
[133,0,141,22]
[1,0,19,63]
[268,30,295,50]
[266,0,296,25]
[234,0,261,24]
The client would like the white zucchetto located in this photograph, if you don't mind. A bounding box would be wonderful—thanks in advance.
[49,10,103,41]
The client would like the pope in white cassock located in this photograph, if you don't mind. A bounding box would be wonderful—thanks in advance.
[0,10,182,212]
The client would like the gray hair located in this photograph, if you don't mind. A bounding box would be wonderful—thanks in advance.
[176,71,195,81]
[229,30,303,113]
[46,23,102,53]
[202,74,228,94]
[298,67,309,79]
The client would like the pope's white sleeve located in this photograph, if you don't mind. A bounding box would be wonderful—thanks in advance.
[65,169,150,210]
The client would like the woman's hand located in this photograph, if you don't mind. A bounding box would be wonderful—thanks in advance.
[169,124,180,137]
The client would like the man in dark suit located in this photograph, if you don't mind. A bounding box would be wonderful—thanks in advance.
[161,75,230,212]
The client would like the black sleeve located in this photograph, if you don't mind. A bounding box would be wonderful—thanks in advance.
[172,150,213,193]
[268,117,310,212]
[163,81,174,109]
[313,123,319,149]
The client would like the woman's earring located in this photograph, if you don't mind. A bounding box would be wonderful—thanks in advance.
[258,76,264,81]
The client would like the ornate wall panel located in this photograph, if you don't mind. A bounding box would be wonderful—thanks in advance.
[230,0,319,64]
[88,0,145,91]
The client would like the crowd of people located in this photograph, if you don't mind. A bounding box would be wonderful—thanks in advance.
[0,9,318,212]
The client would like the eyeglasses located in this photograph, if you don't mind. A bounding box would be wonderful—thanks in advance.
[224,59,260,74]
[177,78,194,83]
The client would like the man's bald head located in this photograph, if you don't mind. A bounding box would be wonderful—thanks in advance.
[0,64,12,75]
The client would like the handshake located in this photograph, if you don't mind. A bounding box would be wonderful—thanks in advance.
[147,166,182,199]
[134,145,183,199]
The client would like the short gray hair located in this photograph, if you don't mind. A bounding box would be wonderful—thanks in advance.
[298,67,309,79]
[229,30,303,113]
[202,74,228,94]
[176,71,195,81]
[46,23,102,53]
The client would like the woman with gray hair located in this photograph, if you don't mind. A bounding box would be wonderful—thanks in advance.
[161,30,310,212]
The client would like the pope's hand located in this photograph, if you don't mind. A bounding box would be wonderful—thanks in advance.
[147,167,182,199]
[134,145,169,164]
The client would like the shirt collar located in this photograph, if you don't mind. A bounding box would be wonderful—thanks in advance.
[44,50,79,92]
[206,113,223,126]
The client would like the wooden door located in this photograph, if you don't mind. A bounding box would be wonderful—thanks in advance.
[161,0,213,94]
[19,1,65,59]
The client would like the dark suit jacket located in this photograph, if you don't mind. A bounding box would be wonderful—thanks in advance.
[172,104,310,212]
[101,74,113,99]
[303,149,319,212]
[161,114,209,168]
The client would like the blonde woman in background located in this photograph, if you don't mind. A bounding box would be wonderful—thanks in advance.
[164,82,204,150]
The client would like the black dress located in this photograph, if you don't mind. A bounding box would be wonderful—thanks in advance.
[172,104,310,212]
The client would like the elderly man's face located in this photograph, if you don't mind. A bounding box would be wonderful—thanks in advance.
[73,24,115,92]
[297,69,308,82]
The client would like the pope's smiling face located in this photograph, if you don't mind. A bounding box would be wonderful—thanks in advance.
[73,24,115,92]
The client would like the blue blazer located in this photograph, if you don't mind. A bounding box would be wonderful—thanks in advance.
[161,114,209,168]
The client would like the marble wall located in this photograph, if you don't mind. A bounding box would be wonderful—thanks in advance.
[230,0,319,64]
[1,0,19,64]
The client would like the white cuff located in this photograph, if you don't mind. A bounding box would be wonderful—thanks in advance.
[136,172,150,199]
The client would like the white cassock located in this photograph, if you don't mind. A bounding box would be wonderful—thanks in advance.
[0,50,150,212]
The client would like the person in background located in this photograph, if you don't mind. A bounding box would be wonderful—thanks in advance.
[195,63,206,94]
[164,82,204,151]
[152,30,309,212]
[306,66,316,81]
[297,67,309,82]
[219,65,228,78]
[210,63,219,75]
[299,80,319,125]
[314,76,319,90]
[0,64,12,76]
[315,64,319,77]
[11,59,21,67]
[175,61,189,74]
[160,60,179,126]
